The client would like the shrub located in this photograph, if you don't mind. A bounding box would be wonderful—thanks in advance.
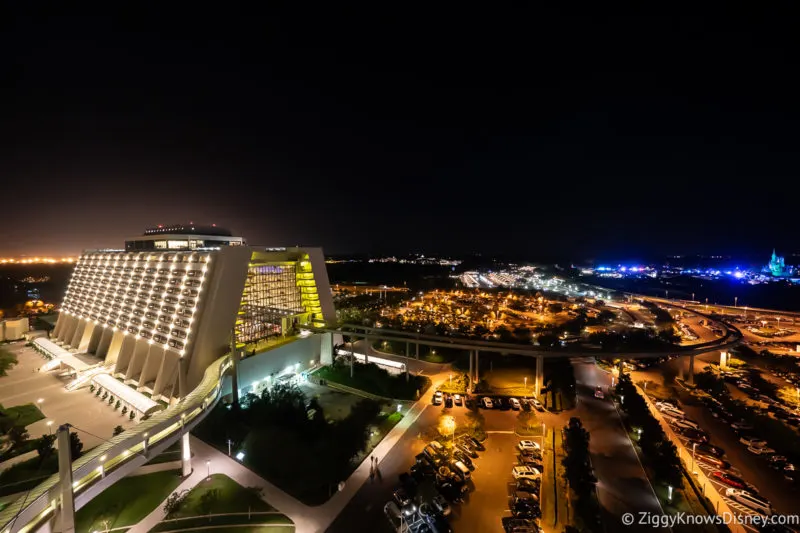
[115,400,121,410]
[129,411,136,420]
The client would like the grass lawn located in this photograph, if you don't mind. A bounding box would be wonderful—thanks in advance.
[168,474,273,518]
[75,470,183,533]
[0,403,45,428]
[158,526,294,533]
[151,514,293,533]
[316,362,430,400]
[0,349,18,376]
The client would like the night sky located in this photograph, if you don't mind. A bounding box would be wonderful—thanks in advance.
[2,6,797,260]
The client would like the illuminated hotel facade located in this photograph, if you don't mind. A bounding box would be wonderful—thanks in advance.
[49,225,335,403]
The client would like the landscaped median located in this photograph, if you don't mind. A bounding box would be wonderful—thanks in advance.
[151,474,293,533]
[76,470,182,533]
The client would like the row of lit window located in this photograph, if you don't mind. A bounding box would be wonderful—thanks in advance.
[62,269,208,356]
[78,253,210,263]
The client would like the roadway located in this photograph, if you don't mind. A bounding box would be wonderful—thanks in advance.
[572,358,668,532]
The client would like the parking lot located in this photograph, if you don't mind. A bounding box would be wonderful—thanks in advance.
[0,342,136,449]
[656,397,796,532]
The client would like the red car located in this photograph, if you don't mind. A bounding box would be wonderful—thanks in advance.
[711,471,746,489]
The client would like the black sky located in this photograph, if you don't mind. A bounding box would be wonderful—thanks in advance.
[1,5,798,259]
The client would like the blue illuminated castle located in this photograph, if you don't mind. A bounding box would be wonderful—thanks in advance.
[765,249,793,278]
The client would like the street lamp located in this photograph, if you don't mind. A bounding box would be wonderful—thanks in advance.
[46,421,53,434]
[734,296,738,308]
[37,398,43,405]
[206,460,211,480]
[449,373,452,387]
[441,415,456,446]
[524,376,527,393]
[691,442,697,473]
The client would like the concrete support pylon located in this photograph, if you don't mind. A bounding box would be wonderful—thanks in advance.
[415,342,419,360]
[678,358,684,381]
[364,336,369,366]
[230,328,239,407]
[57,424,75,533]
[719,351,728,371]
[475,350,479,384]
[535,356,544,398]
[468,350,473,391]
[181,432,192,477]
[688,354,696,386]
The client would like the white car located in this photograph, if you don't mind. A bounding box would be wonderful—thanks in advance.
[509,398,521,410]
[433,391,443,406]
[481,397,494,409]
[594,386,604,399]
[748,445,775,456]
[518,440,541,453]
[512,465,542,480]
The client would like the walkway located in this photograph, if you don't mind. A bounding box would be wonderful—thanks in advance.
[136,369,450,533]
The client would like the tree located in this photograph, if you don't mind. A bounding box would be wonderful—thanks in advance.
[129,410,136,420]
[102,391,108,400]
[108,395,115,405]
[69,432,83,459]
[89,384,96,393]
[8,426,29,448]
[112,425,124,436]
[36,433,56,462]
[121,406,128,416]
[115,400,121,410]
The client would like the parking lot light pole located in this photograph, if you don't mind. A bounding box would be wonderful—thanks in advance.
[691,442,697,473]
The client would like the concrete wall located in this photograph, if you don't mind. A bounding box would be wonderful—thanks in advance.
[221,334,325,396]
[185,246,250,392]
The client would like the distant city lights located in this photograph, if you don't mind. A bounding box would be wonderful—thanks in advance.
[0,257,77,264]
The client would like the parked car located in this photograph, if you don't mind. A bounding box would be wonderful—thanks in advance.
[444,395,454,408]
[516,478,541,494]
[481,397,494,409]
[384,501,402,529]
[695,453,729,470]
[676,427,709,443]
[594,386,604,399]
[725,488,773,516]
[511,499,541,519]
[454,394,463,406]
[671,418,701,431]
[393,487,412,507]
[711,471,747,489]
[465,435,486,451]
[696,442,725,457]
[496,398,508,410]
[531,398,544,412]
[453,450,475,470]
[518,440,541,453]
[509,397,522,410]
[748,445,776,456]
[431,493,451,517]
[433,391,443,406]
[450,460,471,481]
[411,462,436,481]
[502,517,539,533]
[457,442,479,459]
[731,421,754,432]
[518,454,543,469]
[512,466,542,480]
[739,435,768,448]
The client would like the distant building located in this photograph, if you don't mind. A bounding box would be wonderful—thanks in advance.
[764,249,794,278]
[50,225,336,403]
[1,317,29,341]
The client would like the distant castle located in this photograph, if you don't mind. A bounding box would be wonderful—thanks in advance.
[765,249,794,277]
